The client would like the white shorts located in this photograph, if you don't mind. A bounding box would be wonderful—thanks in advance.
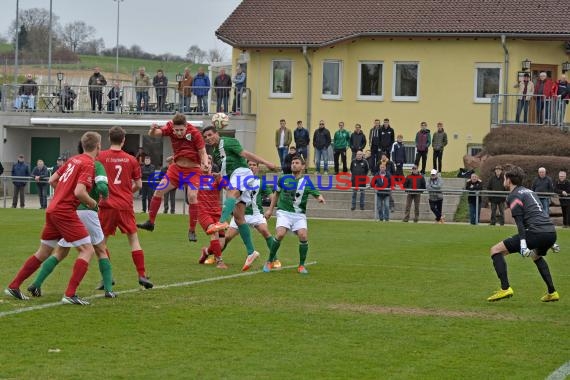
[229,213,268,229]
[230,167,260,206]
[58,210,104,247]
[276,210,307,232]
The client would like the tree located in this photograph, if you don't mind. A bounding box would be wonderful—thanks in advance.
[77,38,105,55]
[186,44,205,64]
[206,48,225,64]
[8,8,61,60]
[60,21,96,53]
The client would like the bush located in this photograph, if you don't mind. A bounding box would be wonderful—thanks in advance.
[483,126,570,157]
[478,154,570,188]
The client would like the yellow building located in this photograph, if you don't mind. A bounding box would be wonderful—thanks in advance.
[217,0,570,171]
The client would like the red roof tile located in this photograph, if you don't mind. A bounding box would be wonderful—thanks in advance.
[216,0,570,47]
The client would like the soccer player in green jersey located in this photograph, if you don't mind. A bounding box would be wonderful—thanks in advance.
[263,155,325,274]
[202,126,278,271]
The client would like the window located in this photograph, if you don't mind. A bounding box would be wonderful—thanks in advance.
[358,62,384,100]
[271,60,292,97]
[467,145,483,156]
[322,60,342,99]
[403,143,417,166]
[474,64,501,103]
[393,62,419,101]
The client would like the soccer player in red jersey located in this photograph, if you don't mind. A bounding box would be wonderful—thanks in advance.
[137,113,208,243]
[197,156,227,269]
[98,126,153,289]
[4,132,102,305]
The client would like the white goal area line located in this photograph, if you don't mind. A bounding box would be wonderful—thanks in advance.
[546,361,570,380]
[0,261,317,319]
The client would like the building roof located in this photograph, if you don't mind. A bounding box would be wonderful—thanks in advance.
[216,0,570,48]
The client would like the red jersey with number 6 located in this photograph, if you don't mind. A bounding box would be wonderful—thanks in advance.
[97,149,141,210]
[48,153,94,214]
[160,121,205,163]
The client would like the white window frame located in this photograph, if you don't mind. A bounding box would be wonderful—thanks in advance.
[270,59,293,98]
[357,61,384,101]
[392,62,419,102]
[467,144,483,156]
[321,60,342,100]
[474,63,502,104]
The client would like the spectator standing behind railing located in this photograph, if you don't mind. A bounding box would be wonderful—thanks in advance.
[88,67,107,112]
[107,82,122,112]
[192,67,210,115]
[555,74,569,124]
[11,154,30,208]
[531,167,554,216]
[466,173,483,225]
[31,159,49,209]
[350,150,369,211]
[486,165,506,226]
[390,134,406,176]
[534,72,556,124]
[233,66,246,114]
[135,67,151,112]
[214,68,232,113]
[431,122,448,173]
[161,156,176,214]
[427,169,444,224]
[178,68,193,113]
[375,163,391,221]
[153,69,168,113]
[403,165,426,223]
[140,157,155,213]
[56,82,77,112]
[514,73,534,123]
[14,73,38,110]
[554,169,570,228]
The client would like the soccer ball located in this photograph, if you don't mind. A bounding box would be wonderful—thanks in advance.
[211,112,230,130]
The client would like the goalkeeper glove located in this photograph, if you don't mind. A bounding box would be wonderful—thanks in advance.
[519,239,532,257]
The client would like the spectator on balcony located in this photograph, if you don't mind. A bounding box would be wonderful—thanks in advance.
[534,72,556,124]
[531,167,554,216]
[107,81,122,112]
[14,73,38,110]
[555,74,569,124]
[56,82,77,112]
[233,66,246,114]
[514,73,534,123]
[153,69,168,113]
[135,67,151,112]
[11,154,30,208]
[214,68,232,113]
[192,67,210,115]
[31,159,49,209]
[177,67,193,113]
[88,66,107,112]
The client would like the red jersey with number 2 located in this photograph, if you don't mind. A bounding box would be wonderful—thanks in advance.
[98,149,142,210]
[160,121,205,163]
[48,154,94,214]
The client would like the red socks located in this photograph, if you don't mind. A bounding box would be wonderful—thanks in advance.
[65,258,89,297]
[9,255,42,289]
[189,203,198,232]
[209,239,222,258]
[131,250,146,277]
[148,196,162,224]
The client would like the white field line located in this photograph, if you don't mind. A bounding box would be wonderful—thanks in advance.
[546,362,570,380]
[0,261,317,319]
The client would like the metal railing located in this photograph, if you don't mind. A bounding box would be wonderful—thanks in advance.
[0,84,251,115]
[490,94,568,127]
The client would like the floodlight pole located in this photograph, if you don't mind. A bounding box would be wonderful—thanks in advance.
[14,0,19,84]
[114,0,124,78]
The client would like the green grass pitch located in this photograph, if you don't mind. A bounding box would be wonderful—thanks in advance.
[0,209,568,379]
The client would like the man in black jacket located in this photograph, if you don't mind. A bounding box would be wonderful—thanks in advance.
[403,165,426,223]
[312,121,331,174]
[487,165,506,226]
[140,156,155,213]
[350,150,369,210]
[379,118,395,159]
[349,123,367,161]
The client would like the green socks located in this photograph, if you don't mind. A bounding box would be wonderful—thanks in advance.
[98,258,113,292]
[268,237,281,262]
[220,197,237,222]
[238,223,255,255]
[32,256,60,288]
[299,241,309,266]
[265,236,273,251]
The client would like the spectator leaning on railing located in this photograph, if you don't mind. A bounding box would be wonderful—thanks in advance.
[31,159,49,209]
[531,167,554,217]
[192,67,210,115]
[214,68,232,113]
[178,68,193,113]
[14,73,38,110]
[135,67,151,112]
[233,66,246,114]
[88,66,107,112]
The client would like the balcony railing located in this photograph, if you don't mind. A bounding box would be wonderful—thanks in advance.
[490,94,568,128]
[0,84,251,115]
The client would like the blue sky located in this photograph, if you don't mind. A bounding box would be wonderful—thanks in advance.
[1,0,243,56]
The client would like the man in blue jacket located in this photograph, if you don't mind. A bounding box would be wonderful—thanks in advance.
[12,154,30,208]
[192,67,211,114]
